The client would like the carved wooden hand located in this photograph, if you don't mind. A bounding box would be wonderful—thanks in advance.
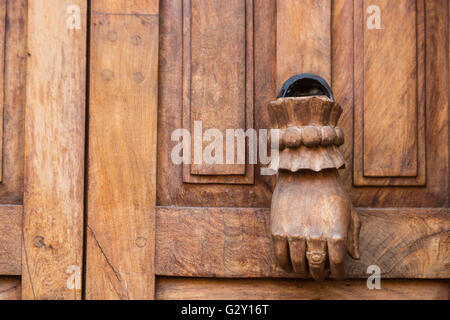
[271,170,360,280]
[268,96,360,280]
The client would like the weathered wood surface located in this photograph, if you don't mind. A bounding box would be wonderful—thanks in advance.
[182,0,255,184]
[158,0,448,210]
[0,205,22,275]
[23,0,87,299]
[158,0,275,206]
[355,0,425,180]
[156,207,450,279]
[276,0,331,88]
[92,0,158,14]
[156,277,449,300]
[0,277,20,300]
[336,0,448,200]
[0,0,27,204]
[86,2,159,299]
[0,0,6,182]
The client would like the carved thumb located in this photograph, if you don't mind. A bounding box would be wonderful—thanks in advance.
[347,207,361,260]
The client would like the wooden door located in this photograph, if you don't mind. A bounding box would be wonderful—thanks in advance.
[153,0,450,299]
[0,0,449,300]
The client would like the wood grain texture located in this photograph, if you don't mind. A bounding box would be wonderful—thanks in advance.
[276,0,331,89]
[354,0,426,184]
[159,0,448,208]
[22,0,86,300]
[189,0,245,176]
[155,206,449,279]
[0,205,22,275]
[156,277,449,300]
[92,0,158,15]
[334,0,448,205]
[0,0,27,204]
[86,12,158,300]
[158,0,274,206]
[182,0,254,183]
[0,0,6,182]
[0,277,20,300]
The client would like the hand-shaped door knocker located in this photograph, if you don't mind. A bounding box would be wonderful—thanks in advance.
[268,74,360,281]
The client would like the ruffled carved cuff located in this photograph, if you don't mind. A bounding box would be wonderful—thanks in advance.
[267,96,346,172]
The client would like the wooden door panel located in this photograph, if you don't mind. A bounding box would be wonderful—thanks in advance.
[0,0,447,300]
[158,0,275,207]
[355,0,426,183]
[157,0,450,285]
[182,0,254,183]
[335,0,448,206]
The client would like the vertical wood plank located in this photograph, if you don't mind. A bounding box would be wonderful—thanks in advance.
[0,0,6,182]
[86,2,159,299]
[276,0,331,89]
[23,0,87,300]
[0,0,27,204]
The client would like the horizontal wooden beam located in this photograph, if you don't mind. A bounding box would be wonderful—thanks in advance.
[156,206,450,279]
[156,277,449,300]
[0,205,22,275]
[4,205,449,279]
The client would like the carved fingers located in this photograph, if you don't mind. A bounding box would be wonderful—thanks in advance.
[327,239,346,280]
[306,239,327,280]
[288,237,308,275]
[272,235,349,280]
[272,235,293,273]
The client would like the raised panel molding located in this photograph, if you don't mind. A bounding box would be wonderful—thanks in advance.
[182,0,254,184]
[353,0,426,186]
